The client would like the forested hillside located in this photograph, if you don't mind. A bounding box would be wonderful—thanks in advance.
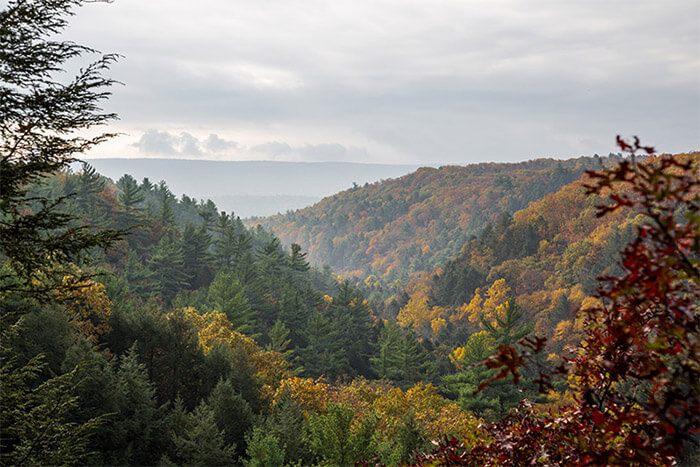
[2,1,697,465]
[253,157,607,281]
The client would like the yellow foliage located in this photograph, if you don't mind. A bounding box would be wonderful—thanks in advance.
[397,297,432,328]
[58,275,112,342]
[481,278,511,325]
[450,346,467,368]
[179,307,291,401]
[431,317,447,335]
[272,377,331,414]
[449,330,494,369]
[553,319,572,343]
[452,292,482,326]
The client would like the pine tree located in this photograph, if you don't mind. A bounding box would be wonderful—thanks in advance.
[207,271,253,334]
[116,174,144,216]
[108,345,159,465]
[206,378,253,457]
[170,403,236,466]
[181,223,213,289]
[148,236,190,303]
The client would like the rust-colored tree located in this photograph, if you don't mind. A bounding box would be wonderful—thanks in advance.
[416,137,699,466]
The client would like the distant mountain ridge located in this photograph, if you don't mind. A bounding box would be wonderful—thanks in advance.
[251,156,607,281]
[83,158,422,217]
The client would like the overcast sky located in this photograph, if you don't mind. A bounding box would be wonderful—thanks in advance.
[66,0,699,164]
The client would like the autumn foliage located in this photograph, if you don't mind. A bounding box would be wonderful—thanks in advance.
[416,138,699,465]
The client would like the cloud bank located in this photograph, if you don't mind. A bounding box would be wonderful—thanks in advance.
[70,0,699,163]
[132,130,371,162]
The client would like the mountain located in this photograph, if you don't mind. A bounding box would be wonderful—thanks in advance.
[384,152,699,352]
[251,156,607,281]
[82,158,421,217]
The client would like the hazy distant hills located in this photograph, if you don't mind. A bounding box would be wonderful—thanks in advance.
[84,158,422,217]
[252,156,606,281]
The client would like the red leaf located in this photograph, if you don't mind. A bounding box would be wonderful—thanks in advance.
[592,409,606,427]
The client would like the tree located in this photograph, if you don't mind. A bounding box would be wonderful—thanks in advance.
[181,222,213,289]
[207,270,253,334]
[371,321,435,388]
[168,403,236,466]
[1,1,122,463]
[308,403,378,465]
[439,138,699,465]
[148,235,190,303]
[206,378,254,457]
[329,281,374,376]
[244,427,285,467]
[0,0,123,302]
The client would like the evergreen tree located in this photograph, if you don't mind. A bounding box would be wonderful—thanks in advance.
[328,281,373,376]
[207,271,253,334]
[169,403,236,466]
[308,403,378,465]
[206,378,254,457]
[156,181,177,227]
[263,391,310,464]
[300,312,344,378]
[443,299,534,420]
[197,199,218,231]
[371,321,435,387]
[288,243,310,273]
[213,212,237,269]
[148,236,190,303]
[265,319,295,362]
[1,1,122,463]
[0,0,123,302]
[106,344,160,465]
[181,222,213,289]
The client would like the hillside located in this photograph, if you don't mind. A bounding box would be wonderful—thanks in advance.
[252,156,607,281]
[389,152,699,353]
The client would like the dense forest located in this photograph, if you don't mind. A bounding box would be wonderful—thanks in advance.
[1,1,698,466]
[253,157,608,282]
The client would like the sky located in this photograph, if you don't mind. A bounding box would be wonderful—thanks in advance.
[65,0,700,164]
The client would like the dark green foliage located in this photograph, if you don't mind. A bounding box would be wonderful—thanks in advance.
[181,223,213,289]
[9,305,74,375]
[0,354,104,466]
[327,281,373,376]
[168,402,236,466]
[265,319,295,363]
[119,306,205,408]
[0,0,123,302]
[202,341,262,413]
[117,174,145,214]
[375,413,429,465]
[263,392,311,464]
[148,235,190,303]
[371,321,435,388]
[300,311,344,378]
[206,378,254,457]
[207,270,253,334]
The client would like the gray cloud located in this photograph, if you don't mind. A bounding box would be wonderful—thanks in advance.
[134,130,370,162]
[133,130,239,157]
[71,1,699,163]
